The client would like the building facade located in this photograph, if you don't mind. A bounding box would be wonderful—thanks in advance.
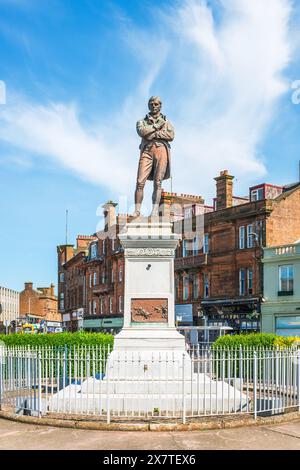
[57,204,126,333]
[57,235,97,331]
[0,286,19,330]
[82,203,125,332]
[171,171,300,335]
[19,282,60,323]
[261,242,300,336]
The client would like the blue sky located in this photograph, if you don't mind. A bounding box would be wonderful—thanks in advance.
[0,0,300,292]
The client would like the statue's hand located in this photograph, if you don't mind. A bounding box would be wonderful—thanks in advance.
[155,119,165,130]
[145,132,156,140]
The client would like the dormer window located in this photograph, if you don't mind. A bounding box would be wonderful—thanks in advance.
[250,187,264,202]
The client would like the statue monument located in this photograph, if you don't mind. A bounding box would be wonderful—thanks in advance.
[134,96,174,217]
[48,97,247,417]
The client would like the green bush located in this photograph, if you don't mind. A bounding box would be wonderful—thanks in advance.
[212,333,298,349]
[0,331,114,348]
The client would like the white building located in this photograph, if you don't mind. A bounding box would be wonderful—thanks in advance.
[0,286,19,326]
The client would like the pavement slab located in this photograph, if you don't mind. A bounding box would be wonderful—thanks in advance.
[0,418,299,450]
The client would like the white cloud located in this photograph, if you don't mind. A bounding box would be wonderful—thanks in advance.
[0,98,135,193]
[0,0,294,205]
[166,0,292,197]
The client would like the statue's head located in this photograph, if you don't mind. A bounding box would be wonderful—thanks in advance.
[148,96,162,115]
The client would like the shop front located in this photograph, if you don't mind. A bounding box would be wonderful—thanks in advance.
[83,316,123,334]
[201,298,261,334]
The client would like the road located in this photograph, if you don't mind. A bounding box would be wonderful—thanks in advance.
[0,417,300,450]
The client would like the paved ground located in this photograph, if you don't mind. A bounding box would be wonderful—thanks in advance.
[0,418,300,450]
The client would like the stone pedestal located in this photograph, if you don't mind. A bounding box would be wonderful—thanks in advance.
[111,219,185,354]
[47,219,248,415]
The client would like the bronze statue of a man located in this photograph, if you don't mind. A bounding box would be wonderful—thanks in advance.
[133,96,174,217]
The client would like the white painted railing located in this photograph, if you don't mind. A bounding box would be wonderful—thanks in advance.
[0,345,299,423]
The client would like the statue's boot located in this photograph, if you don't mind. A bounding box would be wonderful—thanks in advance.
[150,184,162,218]
[133,187,143,218]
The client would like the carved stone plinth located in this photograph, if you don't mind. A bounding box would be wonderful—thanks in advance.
[109,220,186,357]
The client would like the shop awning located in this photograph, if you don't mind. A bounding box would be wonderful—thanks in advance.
[201,297,260,306]
[83,317,124,329]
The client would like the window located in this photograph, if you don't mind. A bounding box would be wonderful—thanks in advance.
[111,268,114,283]
[100,297,103,315]
[59,300,64,310]
[102,240,106,255]
[111,238,115,252]
[203,274,209,298]
[119,266,123,282]
[92,299,97,315]
[90,243,98,259]
[247,268,253,295]
[59,272,65,282]
[109,297,113,314]
[239,269,246,295]
[101,270,106,284]
[203,233,209,254]
[184,207,193,218]
[183,276,189,300]
[255,220,264,246]
[251,187,264,202]
[279,265,294,294]
[119,296,123,313]
[93,272,97,286]
[193,274,199,299]
[239,226,245,249]
[182,240,187,257]
[193,236,199,255]
[89,300,92,316]
[175,277,179,300]
[247,224,253,248]
[275,316,300,337]
[89,274,92,288]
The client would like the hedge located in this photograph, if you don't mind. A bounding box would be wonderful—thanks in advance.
[212,333,300,349]
[0,332,114,348]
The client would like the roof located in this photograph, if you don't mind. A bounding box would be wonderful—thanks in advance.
[63,251,87,267]
[274,183,300,202]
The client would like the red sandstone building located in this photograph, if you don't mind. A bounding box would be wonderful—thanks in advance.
[57,235,96,331]
[57,204,127,332]
[19,282,61,324]
[57,170,300,334]
[172,171,300,335]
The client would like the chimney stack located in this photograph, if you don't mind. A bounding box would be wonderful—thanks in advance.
[102,201,118,231]
[50,283,55,297]
[24,282,33,291]
[214,170,234,210]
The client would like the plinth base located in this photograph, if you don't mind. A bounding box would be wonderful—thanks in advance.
[46,373,248,415]
[113,327,186,352]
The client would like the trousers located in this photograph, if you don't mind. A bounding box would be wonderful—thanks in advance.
[136,144,168,189]
[134,144,168,215]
